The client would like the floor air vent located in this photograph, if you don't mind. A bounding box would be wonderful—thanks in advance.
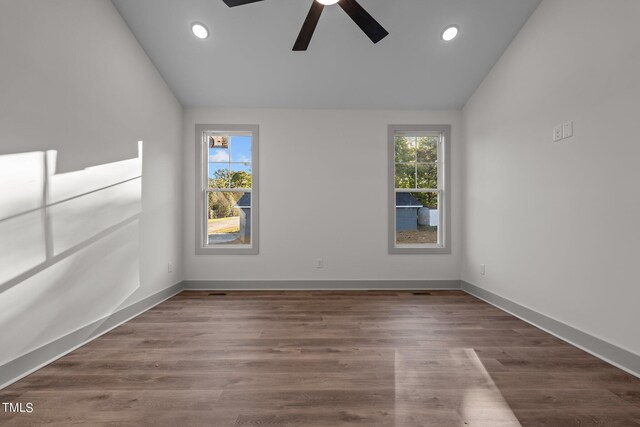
[412,292,432,296]
[208,292,227,296]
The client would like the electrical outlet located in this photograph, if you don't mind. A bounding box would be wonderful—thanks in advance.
[553,125,563,142]
[168,263,173,273]
[562,121,573,138]
[316,258,324,269]
[480,264,486,276]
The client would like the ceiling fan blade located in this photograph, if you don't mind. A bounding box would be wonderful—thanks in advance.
[222,0,264,7]
[293,2,324,51]
[338,0,388,44]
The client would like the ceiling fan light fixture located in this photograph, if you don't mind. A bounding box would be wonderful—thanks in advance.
[191,23,209,39]
[441,25,459,41]
[224,0,387,51]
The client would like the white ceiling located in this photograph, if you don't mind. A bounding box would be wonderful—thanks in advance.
[112,0,541,109]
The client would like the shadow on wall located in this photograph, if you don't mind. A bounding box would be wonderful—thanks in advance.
[0,142,143,366]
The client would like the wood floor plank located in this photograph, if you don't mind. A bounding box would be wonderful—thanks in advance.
[1,290,638,426]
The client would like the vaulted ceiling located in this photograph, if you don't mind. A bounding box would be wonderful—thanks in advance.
[112,0,541,109]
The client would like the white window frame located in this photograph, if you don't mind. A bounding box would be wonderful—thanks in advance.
[388,124,451,254]
[195,124,259,255]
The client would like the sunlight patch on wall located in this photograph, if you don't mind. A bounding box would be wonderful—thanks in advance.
[0,152,47,285]
[0,143,143,365]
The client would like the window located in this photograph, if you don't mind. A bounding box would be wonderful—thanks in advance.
[195,124,258,254]
[388,125,450,254]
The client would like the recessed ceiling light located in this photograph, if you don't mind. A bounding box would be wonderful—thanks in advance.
[316,0,339,5]
[441,25,459,42]
[191,23,209,39]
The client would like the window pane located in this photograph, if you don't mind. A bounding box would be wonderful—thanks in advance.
[208,163,230,188]
[417,163,437,189]
[394,136,416,163]
[417,136,438,163]
[230,135,252,163]
[395,163,415,188]
[209,147,229,163]
[395,191,438,245]
[207,191,251,245]
[230,163,252,189]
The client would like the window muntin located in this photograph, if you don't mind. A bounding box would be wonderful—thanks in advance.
[389,125,450,254]
[196,125,258,254]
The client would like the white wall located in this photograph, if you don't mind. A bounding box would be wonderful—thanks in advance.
[462,0,640,354]
[0,0,183,365]
[184,109,462,281]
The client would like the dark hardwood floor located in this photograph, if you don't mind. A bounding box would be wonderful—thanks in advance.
[1,290,639,426]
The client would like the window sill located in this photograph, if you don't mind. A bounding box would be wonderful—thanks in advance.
[389,245,450,254]
[195,245,259,255]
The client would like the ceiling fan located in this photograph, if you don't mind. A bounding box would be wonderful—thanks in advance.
[222,0,389,51]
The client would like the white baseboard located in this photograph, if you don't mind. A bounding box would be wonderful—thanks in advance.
[0,282,183,390]
[3,279,637,390]
[461,280,640,378]
[182,279,462,291]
